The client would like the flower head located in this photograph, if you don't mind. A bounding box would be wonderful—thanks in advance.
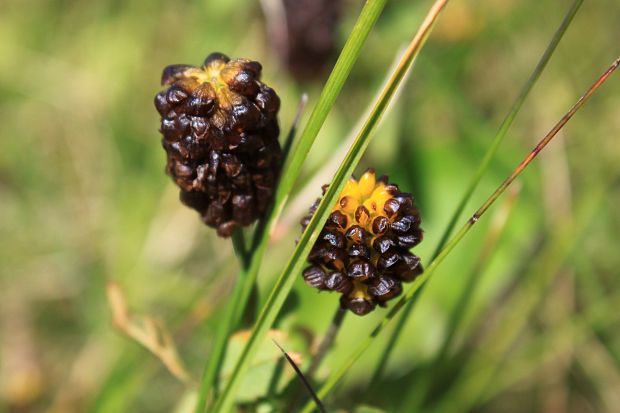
[155,53,281,237]
[302,169,423,315]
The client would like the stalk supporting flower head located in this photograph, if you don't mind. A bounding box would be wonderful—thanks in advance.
[301,169,424,315]
[155,53,282,237]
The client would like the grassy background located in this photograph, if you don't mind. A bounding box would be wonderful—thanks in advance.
[1,0,619,412]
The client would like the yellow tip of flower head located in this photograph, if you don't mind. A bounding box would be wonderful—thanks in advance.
[302,169,423,315]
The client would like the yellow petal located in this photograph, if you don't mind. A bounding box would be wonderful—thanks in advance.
[358,170,376,199]
[342,178,361,200]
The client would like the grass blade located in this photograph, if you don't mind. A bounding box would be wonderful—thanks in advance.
[426,179,611,413]
[435,185,521,363]
[227,0,390,339]
[273,340,328,413]
[370,0,585,384]
[301,56,620,413]
[194,257,251,412]
[397,185,521,409]
[282,94,309,164]
[285,308,347,412]
[431,0,584,257]
[210,1,448,411]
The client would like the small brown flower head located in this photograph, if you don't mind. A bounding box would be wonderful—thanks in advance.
[275,0,343,81]
[301,169,423,315]
[155,53,281,237]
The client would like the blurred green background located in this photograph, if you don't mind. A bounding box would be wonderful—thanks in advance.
[1,0,619,412]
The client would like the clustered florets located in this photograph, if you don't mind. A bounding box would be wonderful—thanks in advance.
[155,53,281,237]
[301,169,424,315]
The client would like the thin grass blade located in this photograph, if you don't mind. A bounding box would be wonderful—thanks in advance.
[194,263,251,412]
[226,0,390,344]
[195,2,391,408]
[282,94,309,164]
[426,179,612,413]
[432,0,585,257]
[397,185,521,409]
[370,0,585,384]
[273,340,328,413]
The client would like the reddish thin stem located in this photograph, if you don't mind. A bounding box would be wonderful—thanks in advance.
[470,56,620,223]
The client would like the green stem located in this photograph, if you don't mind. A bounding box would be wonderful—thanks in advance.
[307,307,347,379]
[194,51,311,413]
[193,228,250,413]
[426,181,608,413]
[432,0,585,258]
[369,0,584,386]
[212,0,448,409]
[231,228,248,267]
[400,186,520,410]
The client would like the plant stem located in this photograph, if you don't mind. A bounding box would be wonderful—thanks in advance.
[369,0,584,386]
[195,81,310,413]
[308,307,347,379]
[425,179,610,413]
[282,94,309,164]
[193,228,250,413]
[213,0,448,409]
[231,228,248,267]
[400,185,520,410]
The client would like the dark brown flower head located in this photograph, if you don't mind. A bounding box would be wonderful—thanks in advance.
[302,169,423,315]
[155,53,281,237]
[272,0,342,81]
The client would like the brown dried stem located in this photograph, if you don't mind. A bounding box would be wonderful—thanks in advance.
[106,282,195,386]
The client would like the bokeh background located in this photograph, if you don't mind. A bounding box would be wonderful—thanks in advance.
[1,0,619,412]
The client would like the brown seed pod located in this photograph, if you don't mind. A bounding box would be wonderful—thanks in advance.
[301,169,424,315]
[155,53,281,237]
